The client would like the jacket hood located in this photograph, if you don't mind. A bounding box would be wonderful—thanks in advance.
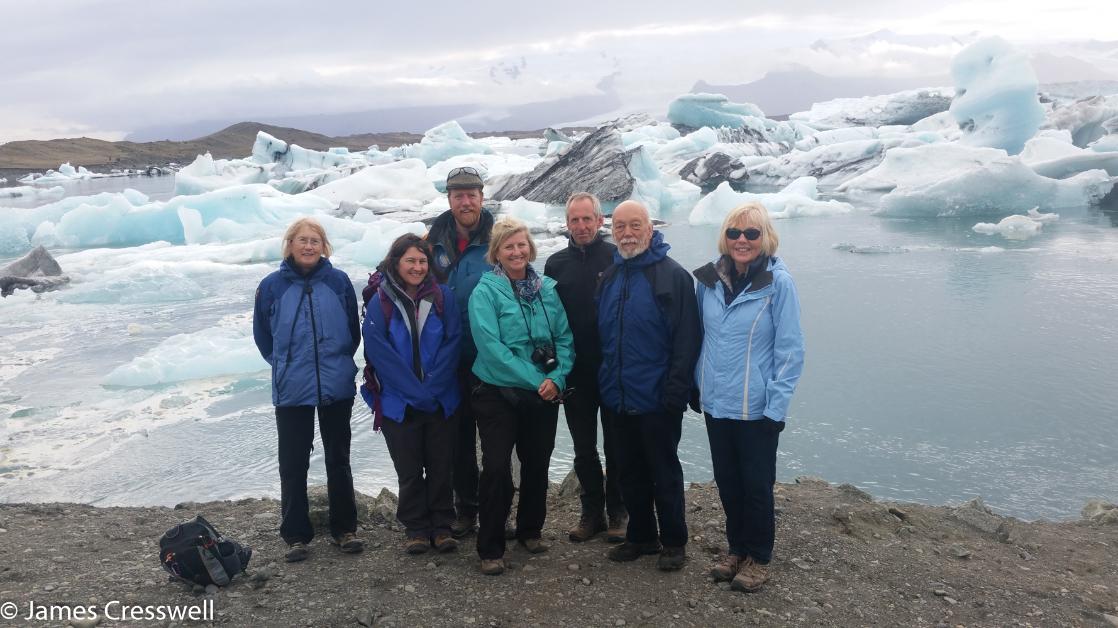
[280,256,331,281]
[612,230,669,269]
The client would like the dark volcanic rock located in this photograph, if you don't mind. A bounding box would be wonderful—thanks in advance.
[489,125,636,204]
[0,245,70,297]
[679,151,747,189]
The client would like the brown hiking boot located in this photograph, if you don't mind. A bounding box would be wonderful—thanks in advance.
[518,538,549,554]
[710,554,742,582]
[451,514,476,538]
[605,513,628,544]
[479,558,505,575]
[404,537,429,555]
[568,516,607,542]
[433,534,459,553]
[331,532,365,554]
[731,556,769,592]
[657,546,686,571]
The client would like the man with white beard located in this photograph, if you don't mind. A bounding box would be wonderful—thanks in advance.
[595,200,701,571]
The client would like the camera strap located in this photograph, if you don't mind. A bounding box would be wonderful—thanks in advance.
[516,293,555,351]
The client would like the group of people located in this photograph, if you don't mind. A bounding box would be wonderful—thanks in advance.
[252,166,805,592]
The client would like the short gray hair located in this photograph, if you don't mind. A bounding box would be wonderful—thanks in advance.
[566,192,602,218]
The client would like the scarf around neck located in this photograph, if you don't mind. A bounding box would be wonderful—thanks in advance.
[494,263,542,303]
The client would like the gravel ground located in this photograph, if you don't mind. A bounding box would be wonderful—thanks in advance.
[1,476,1116,627]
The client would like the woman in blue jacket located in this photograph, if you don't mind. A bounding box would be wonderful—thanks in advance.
[361,233,461,555]
[692,202,804,593]
[253,217,364,563]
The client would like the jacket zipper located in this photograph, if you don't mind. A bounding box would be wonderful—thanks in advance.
[306,280,323,405]
[616,267,628,412]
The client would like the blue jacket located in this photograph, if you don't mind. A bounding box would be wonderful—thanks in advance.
[693,256,804,422]
[253,257,361,407]
[428,209,494,367]
[362,274,461,422]
[596,231,702,415]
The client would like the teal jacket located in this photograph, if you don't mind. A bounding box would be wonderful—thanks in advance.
[468,270,575,392]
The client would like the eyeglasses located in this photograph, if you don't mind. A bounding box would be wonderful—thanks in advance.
[294,236,322,247]
[447,166,480,178]
[725,227,762,241]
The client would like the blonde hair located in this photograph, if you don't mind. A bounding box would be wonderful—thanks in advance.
[282,217,334,258]
[717,202,779,257]
[485,216,537,265]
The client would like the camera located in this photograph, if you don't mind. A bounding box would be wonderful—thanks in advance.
[531,345,558,372]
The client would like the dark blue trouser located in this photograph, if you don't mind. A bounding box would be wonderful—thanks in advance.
[704,414,783,564]
[564,370,624,521]
[605,408,687,548]
[275,398,357,545]
[452,366,480,519]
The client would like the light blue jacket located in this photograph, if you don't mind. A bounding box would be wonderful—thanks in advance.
[693,256,804,422]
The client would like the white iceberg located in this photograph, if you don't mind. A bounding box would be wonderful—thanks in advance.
[303,159,439,206]
[427,153,541,192]
[1020,135,1118,178]
[668,93,805,144]
[972,210,1058,240]
[790,88,953,130]
[840,143,1114,216]
[689,177,854,225]
[174,152,270,195]
[1042,94,1118,148]
[949,37,1044,155]
[392,121,494,167]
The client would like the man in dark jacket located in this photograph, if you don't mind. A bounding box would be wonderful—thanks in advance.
[544,192,627,544]
[596,200,701,571]
[426,167,495,537]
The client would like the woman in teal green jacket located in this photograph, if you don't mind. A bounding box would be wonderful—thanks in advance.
[468,216,574,575]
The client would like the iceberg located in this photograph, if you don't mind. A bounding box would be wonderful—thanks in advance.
[688,177,854,225]
[0,185,65,201]
[840,143,1114,216]
[303,158,439,206]
[0,245,70,297]
[791,88,953,129]
[499,198,549,226]
[949,37,1044,155]
[392,121,494,167]
[174,152,270,195]
[427,153,541,193]
[972,210,1058,240]
[668,93,805,144]
[1041,94,1118,148]
[743,139,893,187]
[103,323,268,387]
[1020,135,1118,178]
[333,219,427,268]
[251,132,353,170]
[18,163,103,185]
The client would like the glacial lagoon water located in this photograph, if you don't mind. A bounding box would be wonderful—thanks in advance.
[2,177,1116,521]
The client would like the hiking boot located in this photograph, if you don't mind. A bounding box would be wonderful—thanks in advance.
[518,538,549,554]
[710,554,742,582]
[284,542,309,563]
[731,556,769,592]
[605,514,628,544]
[332,532,365,554]
[451,514,477,539]
[657,546,686,571]
[479,558,505,575]
[404,537,429,555]
[568,516,607,542]
[607,541,662,562]
[433,534,459,553]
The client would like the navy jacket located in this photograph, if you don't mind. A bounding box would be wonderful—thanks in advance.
[427,209,494,367]
[596,231,702,415]
[253,257,361,407]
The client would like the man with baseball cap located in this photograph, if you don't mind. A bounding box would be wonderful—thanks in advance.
[426,166,495,537]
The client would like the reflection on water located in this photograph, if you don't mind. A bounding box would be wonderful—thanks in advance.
[2,181,1117,521]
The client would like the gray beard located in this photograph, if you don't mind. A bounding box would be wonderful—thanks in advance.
[617,243,649,260]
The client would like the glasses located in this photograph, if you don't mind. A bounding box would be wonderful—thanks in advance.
[725,227,762,241]
[294,236,322,247]
[447,166,480,178]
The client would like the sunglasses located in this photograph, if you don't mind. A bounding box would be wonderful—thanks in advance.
[447,166,481,178]
[725,227,762,241]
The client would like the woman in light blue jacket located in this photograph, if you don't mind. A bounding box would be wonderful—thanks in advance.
[692,202,804,594]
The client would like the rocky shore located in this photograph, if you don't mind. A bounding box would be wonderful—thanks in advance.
[1,476,1116,628]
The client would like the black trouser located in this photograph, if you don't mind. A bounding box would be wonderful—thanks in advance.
[472,379,559,560]
[380,407,457,540]
[605,407,688,548]
[563,371,624,521]
[275,398,357,544]
[452,366,480,520]
[704,414,783,564]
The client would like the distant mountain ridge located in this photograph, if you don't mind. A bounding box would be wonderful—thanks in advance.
[691,68,951,117]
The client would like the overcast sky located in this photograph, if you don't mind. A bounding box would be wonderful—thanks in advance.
[2,0,1116,143]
